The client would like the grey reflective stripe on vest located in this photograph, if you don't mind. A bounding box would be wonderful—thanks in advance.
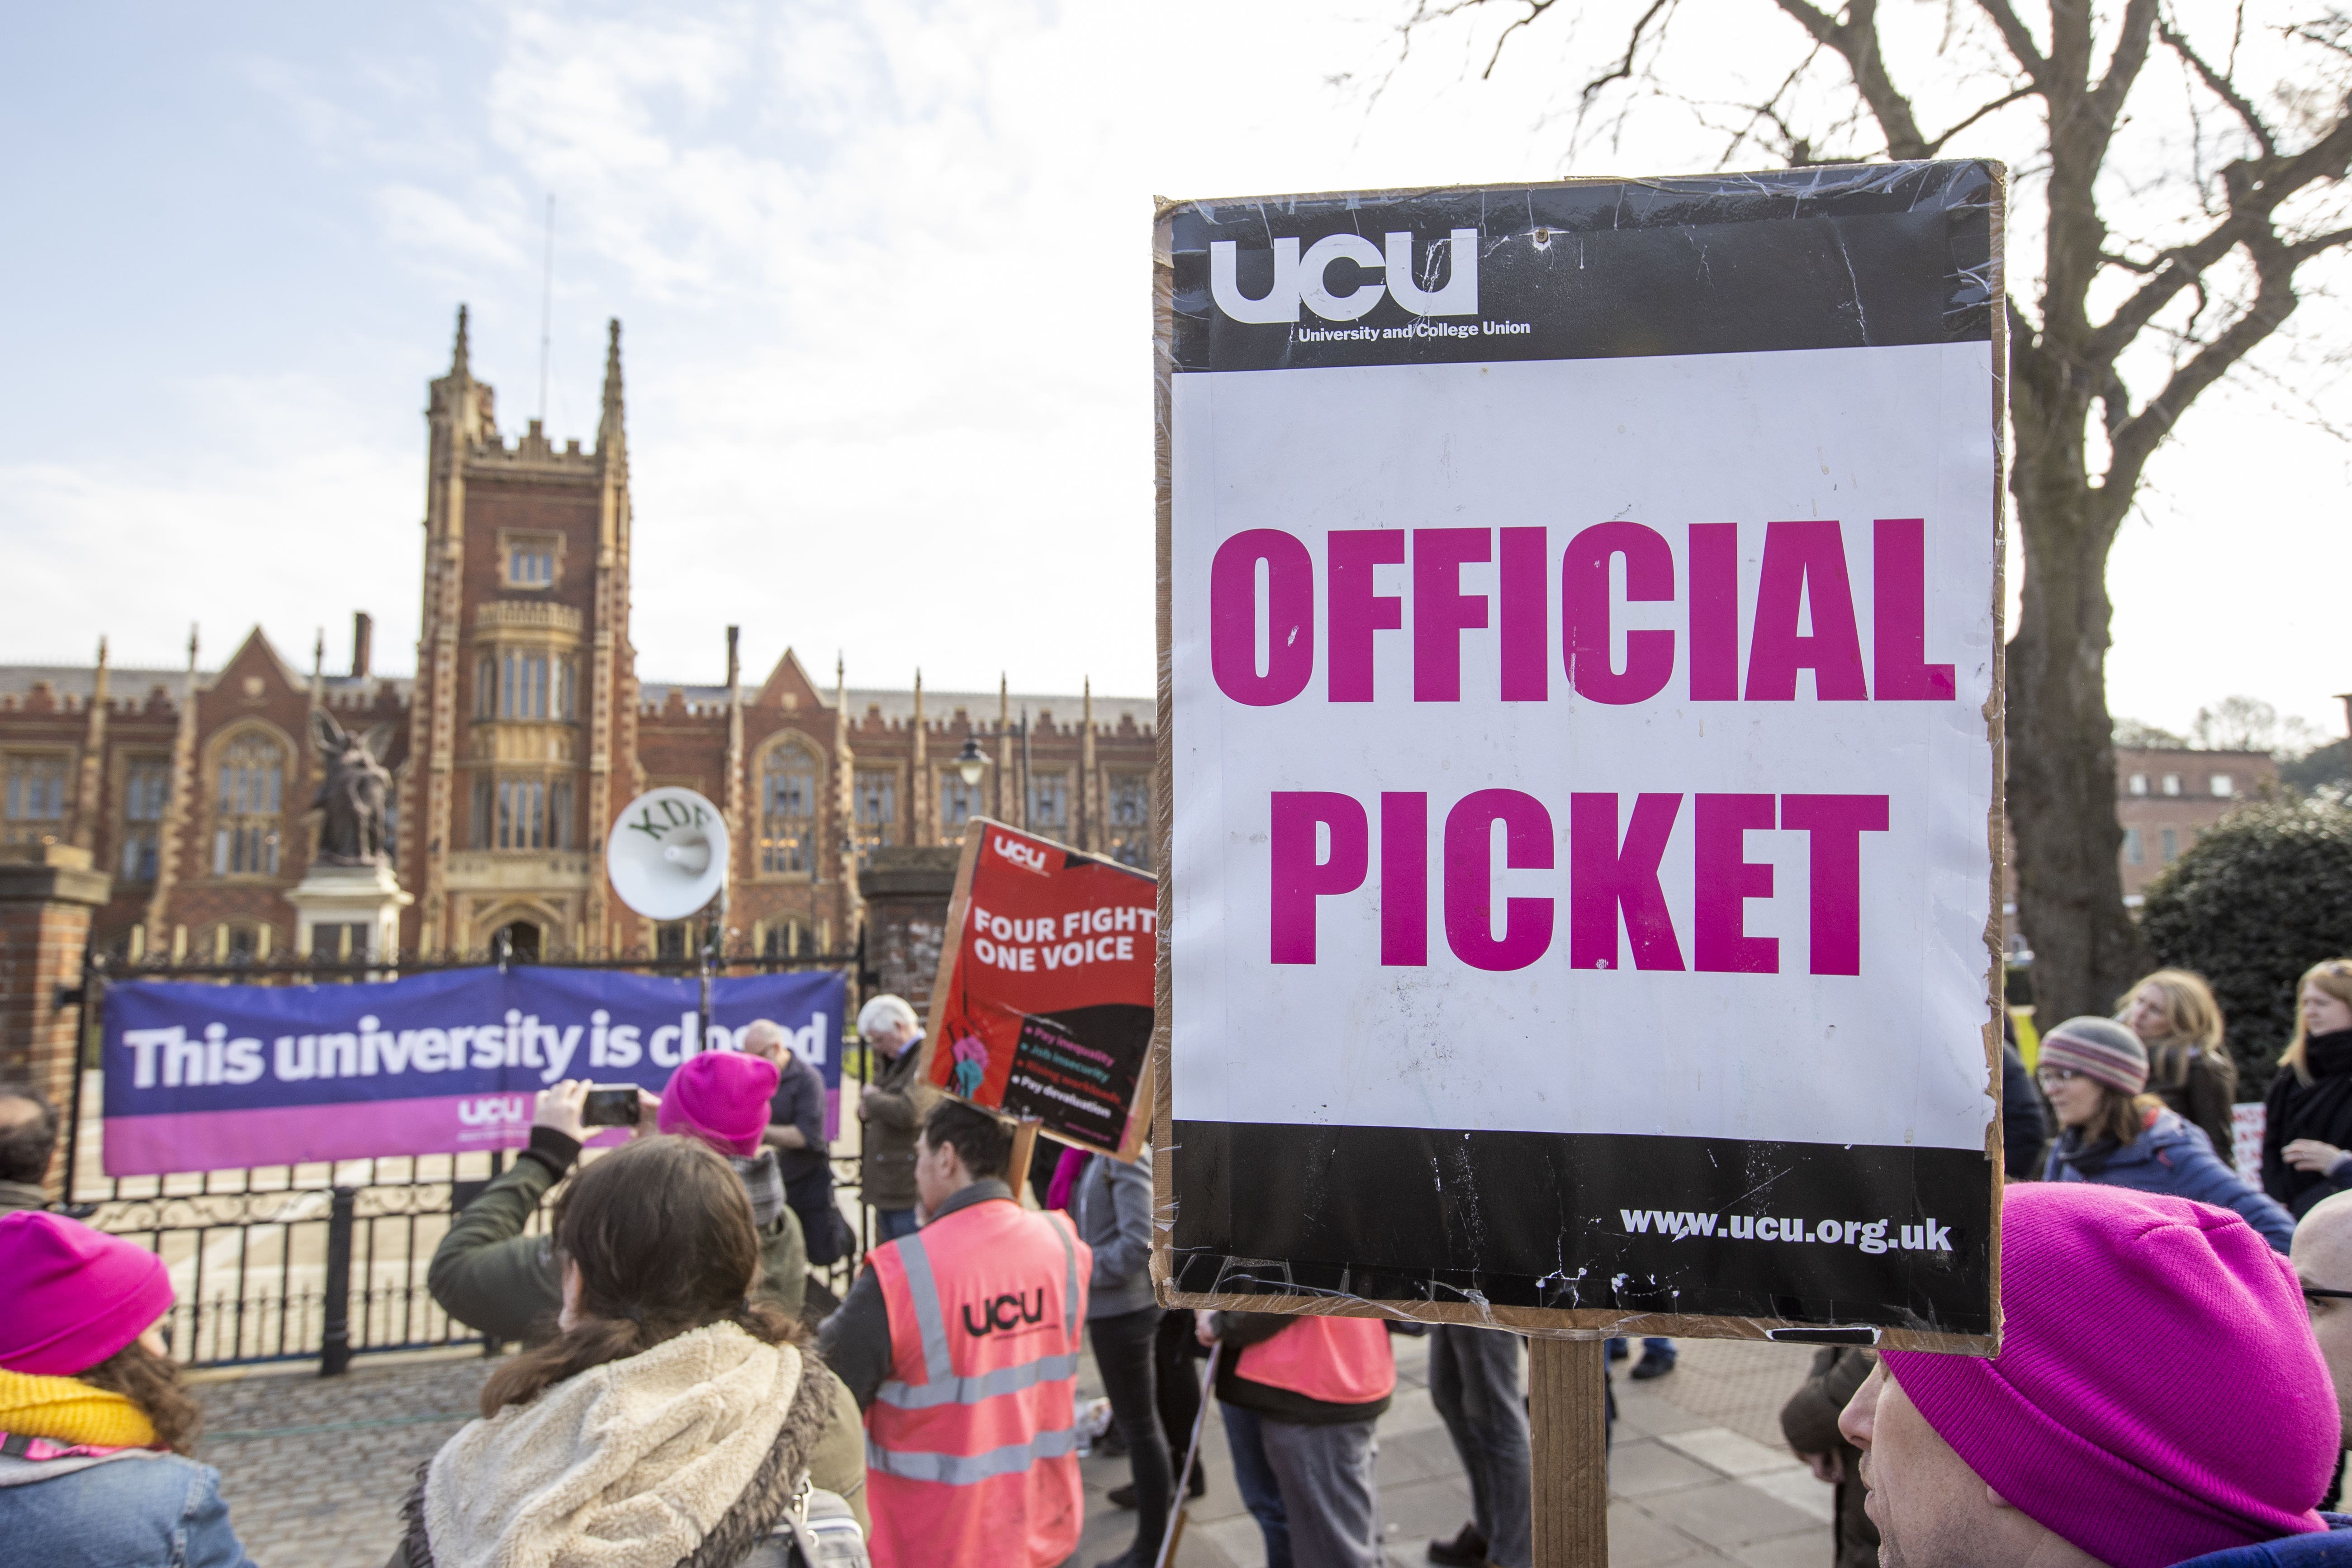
[889,1228,956,1386]
[872,1211,1084,1414]
[865,1421,1081,1484]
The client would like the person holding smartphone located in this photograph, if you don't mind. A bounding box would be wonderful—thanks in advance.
[427,1079,659,1347]
[429,1056,812,1344]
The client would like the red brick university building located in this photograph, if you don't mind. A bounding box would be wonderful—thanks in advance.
[0,310,1156,976]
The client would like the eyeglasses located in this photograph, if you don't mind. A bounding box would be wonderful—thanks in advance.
[2035,1067,2082,1087]
[2306,1285,2352,1304]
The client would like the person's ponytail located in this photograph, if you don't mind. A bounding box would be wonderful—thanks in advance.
[479,1313,646,1417]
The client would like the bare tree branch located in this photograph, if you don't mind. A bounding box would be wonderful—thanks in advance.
[1973,0,2049,81]
[1921,84,2037,154]
[2102,231,2300,507]
[2158,14,2277,156]
[2090,106,2352,360]
[1481,0,1566,81]
[1765,0,1932,158]
[2293,222,2352,259]
[2087,0,2163,131]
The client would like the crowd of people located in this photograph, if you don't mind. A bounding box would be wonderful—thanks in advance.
[10,962,2352,1565]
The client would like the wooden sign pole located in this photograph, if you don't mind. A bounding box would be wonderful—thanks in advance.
[1529,1338,1609,1568]
[1005,1117,1045,1197]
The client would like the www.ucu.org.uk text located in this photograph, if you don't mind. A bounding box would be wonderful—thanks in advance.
[1620,1211,1954,1253]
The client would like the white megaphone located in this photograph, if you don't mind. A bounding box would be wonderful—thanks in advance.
[606,786,730,920]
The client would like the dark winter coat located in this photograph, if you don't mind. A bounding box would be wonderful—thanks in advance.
[2149,1043,2240,1169]
[2001,1042,2049,1180]
[1779,1345,1877,1568]
[2049,1106,2296,1252]
[857,1037,932,1211]
[2176,1516,2352,1565]
[2266,1030,2352,1219]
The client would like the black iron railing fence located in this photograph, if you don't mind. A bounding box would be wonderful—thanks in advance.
[65,945,878,1371]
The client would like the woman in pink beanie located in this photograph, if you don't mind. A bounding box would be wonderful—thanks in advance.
[0,1211,259,1566]
[1840,1182,2347,1568]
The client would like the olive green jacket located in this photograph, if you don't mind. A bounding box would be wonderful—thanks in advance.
[1780,1345,1878,1568]
[428,1130,807,1345]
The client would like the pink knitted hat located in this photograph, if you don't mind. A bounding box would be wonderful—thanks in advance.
[658,1050,780,1157]
[0,1211,174,1375]
[1882,1183,2332,1568]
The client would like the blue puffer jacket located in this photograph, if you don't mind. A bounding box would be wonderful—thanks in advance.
[2178,1515,2352,1564]
[0,1448,258,1568]
[2044,1107,2298,1254]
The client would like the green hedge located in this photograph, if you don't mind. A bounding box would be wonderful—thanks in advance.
[2139,800,2352,1097]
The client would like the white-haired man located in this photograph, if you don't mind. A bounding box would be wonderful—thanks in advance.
[856,994,932,1242]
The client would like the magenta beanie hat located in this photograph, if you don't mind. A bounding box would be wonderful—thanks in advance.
[658,1050,781,1157]
[1882,1183,2332,1568]
[0,1211,174,1375]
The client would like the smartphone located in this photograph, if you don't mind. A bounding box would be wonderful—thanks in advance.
[581,1085,642,1127]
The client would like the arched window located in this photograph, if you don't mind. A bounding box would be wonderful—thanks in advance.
[854,768,896,856]
[1,752,70,847]
[760,742,821,874]
[212,732,285,876]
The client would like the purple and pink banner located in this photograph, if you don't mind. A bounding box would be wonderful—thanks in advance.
[101,966,847,1175]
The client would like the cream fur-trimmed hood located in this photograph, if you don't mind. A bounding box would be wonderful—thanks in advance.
[420,1322,809,1568]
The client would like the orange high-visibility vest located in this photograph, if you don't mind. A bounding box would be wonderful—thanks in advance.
[864,1197,1092,1568]
[1235,1317,1395,1406]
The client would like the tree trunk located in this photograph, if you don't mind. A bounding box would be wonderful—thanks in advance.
[2005,346,2149,1022]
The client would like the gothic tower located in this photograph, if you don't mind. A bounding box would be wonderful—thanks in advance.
[404,308,636,957]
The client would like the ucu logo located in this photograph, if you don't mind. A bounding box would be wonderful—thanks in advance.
[456,1096,528,1127]
[992,834,1048,875]
[1210,228,1478,324]
[962,1290,1048,1336]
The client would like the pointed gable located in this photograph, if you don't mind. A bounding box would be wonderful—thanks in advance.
[210,627,301,698]
[754,647,826,715]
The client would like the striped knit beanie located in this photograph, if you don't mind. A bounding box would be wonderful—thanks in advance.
[2039,1015,2148,1094]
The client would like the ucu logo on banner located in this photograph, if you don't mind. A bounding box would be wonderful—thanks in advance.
[456,1095,528,1127]
[992,834,1048,875]
[962,1289,1048,1336]
[1210,229,1479,323]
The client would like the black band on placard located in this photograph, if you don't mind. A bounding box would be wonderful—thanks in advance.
[1167,161,1995,374]
[1167,1120,1993,1336]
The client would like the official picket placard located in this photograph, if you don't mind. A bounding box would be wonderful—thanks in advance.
[920,819,1157,1160]
[1154,163,2006,1350]
[101,967,847,1175]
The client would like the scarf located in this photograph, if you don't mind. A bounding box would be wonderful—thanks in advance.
[0,1368,156,1450]
[2309,1029,2352,1082]
[730,1147,786,1229]
[1045,1146,1090,1211]
[417,1322,809,1568]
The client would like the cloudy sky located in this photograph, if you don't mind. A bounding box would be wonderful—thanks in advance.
[4,2,2347,738]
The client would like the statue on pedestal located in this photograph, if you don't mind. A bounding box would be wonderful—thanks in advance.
[312,711,392,866]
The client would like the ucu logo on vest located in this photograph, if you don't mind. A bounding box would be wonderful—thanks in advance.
[991,834,1048,875]
[1210,229,1479,323]
[456,1095,528,1126]
[962,1289,1048,1336]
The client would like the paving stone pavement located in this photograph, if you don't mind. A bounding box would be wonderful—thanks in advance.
[192,1331,1836,1568]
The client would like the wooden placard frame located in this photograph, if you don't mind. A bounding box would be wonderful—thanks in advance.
[914,816,1157,1164]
